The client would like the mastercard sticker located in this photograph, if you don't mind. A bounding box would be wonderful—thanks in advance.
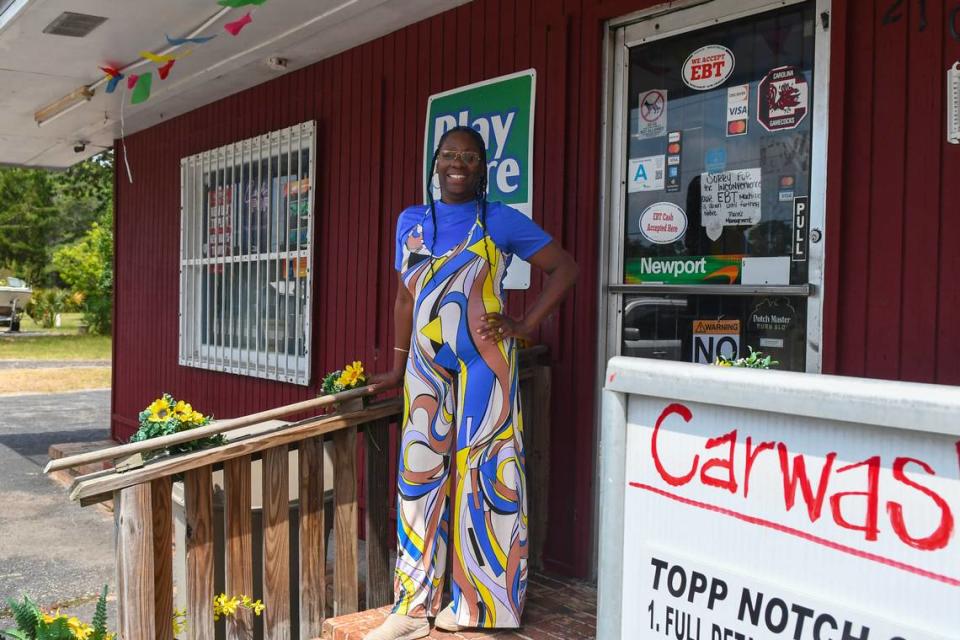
[726,84,750,137]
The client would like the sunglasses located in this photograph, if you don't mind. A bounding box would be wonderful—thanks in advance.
[438,149,482,166]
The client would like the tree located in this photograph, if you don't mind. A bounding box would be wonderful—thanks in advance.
[51,221,113,334]
[0,168,56,284]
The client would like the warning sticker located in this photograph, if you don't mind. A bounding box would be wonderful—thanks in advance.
[682,45,735,91]
[638,202,686,244]
[692,319,741,364]
[700,168,762,231]
[627,155,665,192]
[758,66,809,132]
[726,84,749,136]
[637,89,667,139]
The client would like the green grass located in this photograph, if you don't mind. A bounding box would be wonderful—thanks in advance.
[17,312,87,333]
[0,334,111,360]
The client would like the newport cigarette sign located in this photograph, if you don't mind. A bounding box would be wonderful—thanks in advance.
[423,70,536,289]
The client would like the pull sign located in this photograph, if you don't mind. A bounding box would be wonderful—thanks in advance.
[792,196,809,262]
[949,61,960,145]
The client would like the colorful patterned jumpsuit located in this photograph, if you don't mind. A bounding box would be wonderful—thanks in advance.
[392,204,527,628]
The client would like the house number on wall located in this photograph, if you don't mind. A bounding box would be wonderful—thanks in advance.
[882,0,960,41]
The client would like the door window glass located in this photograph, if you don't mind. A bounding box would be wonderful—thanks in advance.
[623,3,815,286]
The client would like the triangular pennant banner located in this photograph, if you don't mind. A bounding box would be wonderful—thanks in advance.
[106,73,124,94]
[158,59,175,80]
[224,12,253,36]
[131,72,153,104]
[166,33,216,45]
[127,74,139,90]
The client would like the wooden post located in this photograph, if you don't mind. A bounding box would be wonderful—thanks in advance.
[115,483,156,640]
[185,467,215,640]
[150,478,174,640]
[224,457,254,640]
[299,437,326,639]
[332,425,358,615]
[364,420,391,609]
[262,446,291,640]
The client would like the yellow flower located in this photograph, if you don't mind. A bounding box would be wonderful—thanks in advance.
[188,410,207,425]
[172,608,188,636]
[147,397,173,422]
[337,361,365,388]
[174,400,193,417]
[251,599,265,616]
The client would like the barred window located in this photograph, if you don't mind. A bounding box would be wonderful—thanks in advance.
[179,121,315,385]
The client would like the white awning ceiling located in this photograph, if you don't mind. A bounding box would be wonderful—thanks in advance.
[0,0,467,168]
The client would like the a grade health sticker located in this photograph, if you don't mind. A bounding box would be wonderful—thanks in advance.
[627,156,665,193]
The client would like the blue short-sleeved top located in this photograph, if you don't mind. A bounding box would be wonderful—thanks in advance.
[394,200,552,272]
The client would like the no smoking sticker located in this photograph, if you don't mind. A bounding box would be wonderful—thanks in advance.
[757,66,808,132]
[637,89,667,139]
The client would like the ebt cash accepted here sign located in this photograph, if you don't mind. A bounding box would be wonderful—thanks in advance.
[598,359,960,640]
[423,70,536,289]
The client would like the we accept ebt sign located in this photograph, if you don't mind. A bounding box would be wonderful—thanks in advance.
[423,70,536,289]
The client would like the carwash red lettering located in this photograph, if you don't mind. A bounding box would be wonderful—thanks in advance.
[649,403,957,552]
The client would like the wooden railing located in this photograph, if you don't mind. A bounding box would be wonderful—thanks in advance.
[48,348,551,640]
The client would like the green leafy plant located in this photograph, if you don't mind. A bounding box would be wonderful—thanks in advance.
[321,360,367,395]
[51,221,112,335]
[129,393,224,457]
[714,346,779,369]
[2,585,112,640]
[24,289,69,329]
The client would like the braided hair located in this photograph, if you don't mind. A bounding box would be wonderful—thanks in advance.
[426,126,494,274]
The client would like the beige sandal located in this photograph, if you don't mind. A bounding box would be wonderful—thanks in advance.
[433,603,464,632]
[362,613,430,640]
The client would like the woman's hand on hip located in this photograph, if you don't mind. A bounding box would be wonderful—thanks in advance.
[478,313,532,343]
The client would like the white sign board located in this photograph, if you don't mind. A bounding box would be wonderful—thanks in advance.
[628,156,665,193]
[598,358,960,640]
[701,168,762,239]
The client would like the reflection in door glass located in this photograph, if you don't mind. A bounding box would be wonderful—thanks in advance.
[621,295,807,372]
[623,3,815,286]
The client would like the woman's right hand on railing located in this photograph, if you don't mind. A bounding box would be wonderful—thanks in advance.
[368,369,404,392]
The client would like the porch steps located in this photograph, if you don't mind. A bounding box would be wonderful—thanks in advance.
[319,573,596,640]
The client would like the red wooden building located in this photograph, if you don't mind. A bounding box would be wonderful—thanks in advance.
[3,0,959,581]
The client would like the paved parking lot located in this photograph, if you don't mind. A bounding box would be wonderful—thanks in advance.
[0,389,116,628]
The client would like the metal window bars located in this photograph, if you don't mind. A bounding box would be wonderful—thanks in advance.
[179,121,315,385]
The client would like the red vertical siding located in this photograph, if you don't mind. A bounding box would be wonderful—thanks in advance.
[822,0,960,385]
[113,0,960,579]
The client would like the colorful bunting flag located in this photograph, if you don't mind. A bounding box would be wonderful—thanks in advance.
[131,72,153,104]
[218,0,268,7]
[158,59,175,80]
[106,73,124,93]
[224,12,253,36]
[127,74,140,90]
[140,51,176,64]
[99,65,122,78]
[166,33,216,45]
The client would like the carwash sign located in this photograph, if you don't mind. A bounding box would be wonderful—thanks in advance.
[424,70,536,289]
[598,358,960,640]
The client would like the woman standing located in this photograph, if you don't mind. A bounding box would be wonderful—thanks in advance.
[367,126,578,640]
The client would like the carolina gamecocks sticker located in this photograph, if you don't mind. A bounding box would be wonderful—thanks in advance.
[757,65,809,132]
[638,202,687,244]
[682,45,735,91]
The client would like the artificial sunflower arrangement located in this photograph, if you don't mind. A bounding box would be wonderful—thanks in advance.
[2,586,112,640]
[320,360,367,395]
[714,346,779,369]
[129,393,225,457]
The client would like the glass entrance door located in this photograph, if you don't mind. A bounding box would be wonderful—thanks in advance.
[604,0,828,373]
